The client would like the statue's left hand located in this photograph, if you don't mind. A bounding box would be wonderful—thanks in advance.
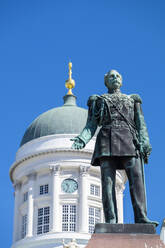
[140,144,152,164]
[71,137,85,150]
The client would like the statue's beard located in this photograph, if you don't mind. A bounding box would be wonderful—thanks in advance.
[108,82,121,93]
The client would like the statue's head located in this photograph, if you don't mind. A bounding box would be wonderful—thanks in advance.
[104,70,122,91]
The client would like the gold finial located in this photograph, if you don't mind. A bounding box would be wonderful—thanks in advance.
[65,62,75,95]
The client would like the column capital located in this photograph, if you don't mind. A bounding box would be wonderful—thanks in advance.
[79,165,90,176]
[50,164,60,175]
[27,172,37,181]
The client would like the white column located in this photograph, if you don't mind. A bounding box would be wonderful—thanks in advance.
[26,173,36,237]
[50,165,60,232]
[116,184,125,223]
[160,219,165,244]
[13,182,21,242]
[79,165,89,233]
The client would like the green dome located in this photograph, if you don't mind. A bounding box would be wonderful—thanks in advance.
[20,95,88,147]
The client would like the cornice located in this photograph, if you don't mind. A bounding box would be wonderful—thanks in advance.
[11,232,91,248]
[60,194,79,200]
[9,148,93,183]
[88,195,102,203]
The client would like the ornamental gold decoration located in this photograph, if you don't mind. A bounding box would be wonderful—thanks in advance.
[65,62,75,95]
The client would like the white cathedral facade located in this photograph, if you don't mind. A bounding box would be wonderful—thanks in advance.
[9,64,127,248]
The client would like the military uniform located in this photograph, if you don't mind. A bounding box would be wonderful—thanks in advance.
[79,91,151,164]
[78,91,152,223]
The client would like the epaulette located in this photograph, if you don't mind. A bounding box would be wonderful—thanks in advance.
[87,94,99,106]
[130,94,142,104]
[101,93,109,97]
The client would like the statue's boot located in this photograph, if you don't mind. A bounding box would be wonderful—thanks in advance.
[135,217,159,227]
[105,218,117,224]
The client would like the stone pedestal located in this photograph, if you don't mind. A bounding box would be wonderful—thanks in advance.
[86,224,165,248]
[94,223,156,234]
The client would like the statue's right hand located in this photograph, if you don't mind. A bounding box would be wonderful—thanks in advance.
[71,137,85,150]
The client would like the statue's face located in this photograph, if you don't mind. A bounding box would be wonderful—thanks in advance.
[105,70,122,90]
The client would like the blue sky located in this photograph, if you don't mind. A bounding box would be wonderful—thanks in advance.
[1,0,165,247]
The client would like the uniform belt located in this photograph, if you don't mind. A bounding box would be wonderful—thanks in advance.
[102,120,129,128]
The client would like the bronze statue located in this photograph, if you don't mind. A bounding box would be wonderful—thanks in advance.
[72,69,158,226]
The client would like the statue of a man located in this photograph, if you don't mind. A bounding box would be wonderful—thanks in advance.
[72,70,158,226]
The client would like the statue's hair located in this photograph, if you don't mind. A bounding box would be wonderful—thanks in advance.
[104,70,122,88]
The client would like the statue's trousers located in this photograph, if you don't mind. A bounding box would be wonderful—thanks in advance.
[100,156,147,223]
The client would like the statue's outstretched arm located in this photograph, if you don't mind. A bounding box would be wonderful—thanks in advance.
[131,94,152,163]
[71,95,98,149]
